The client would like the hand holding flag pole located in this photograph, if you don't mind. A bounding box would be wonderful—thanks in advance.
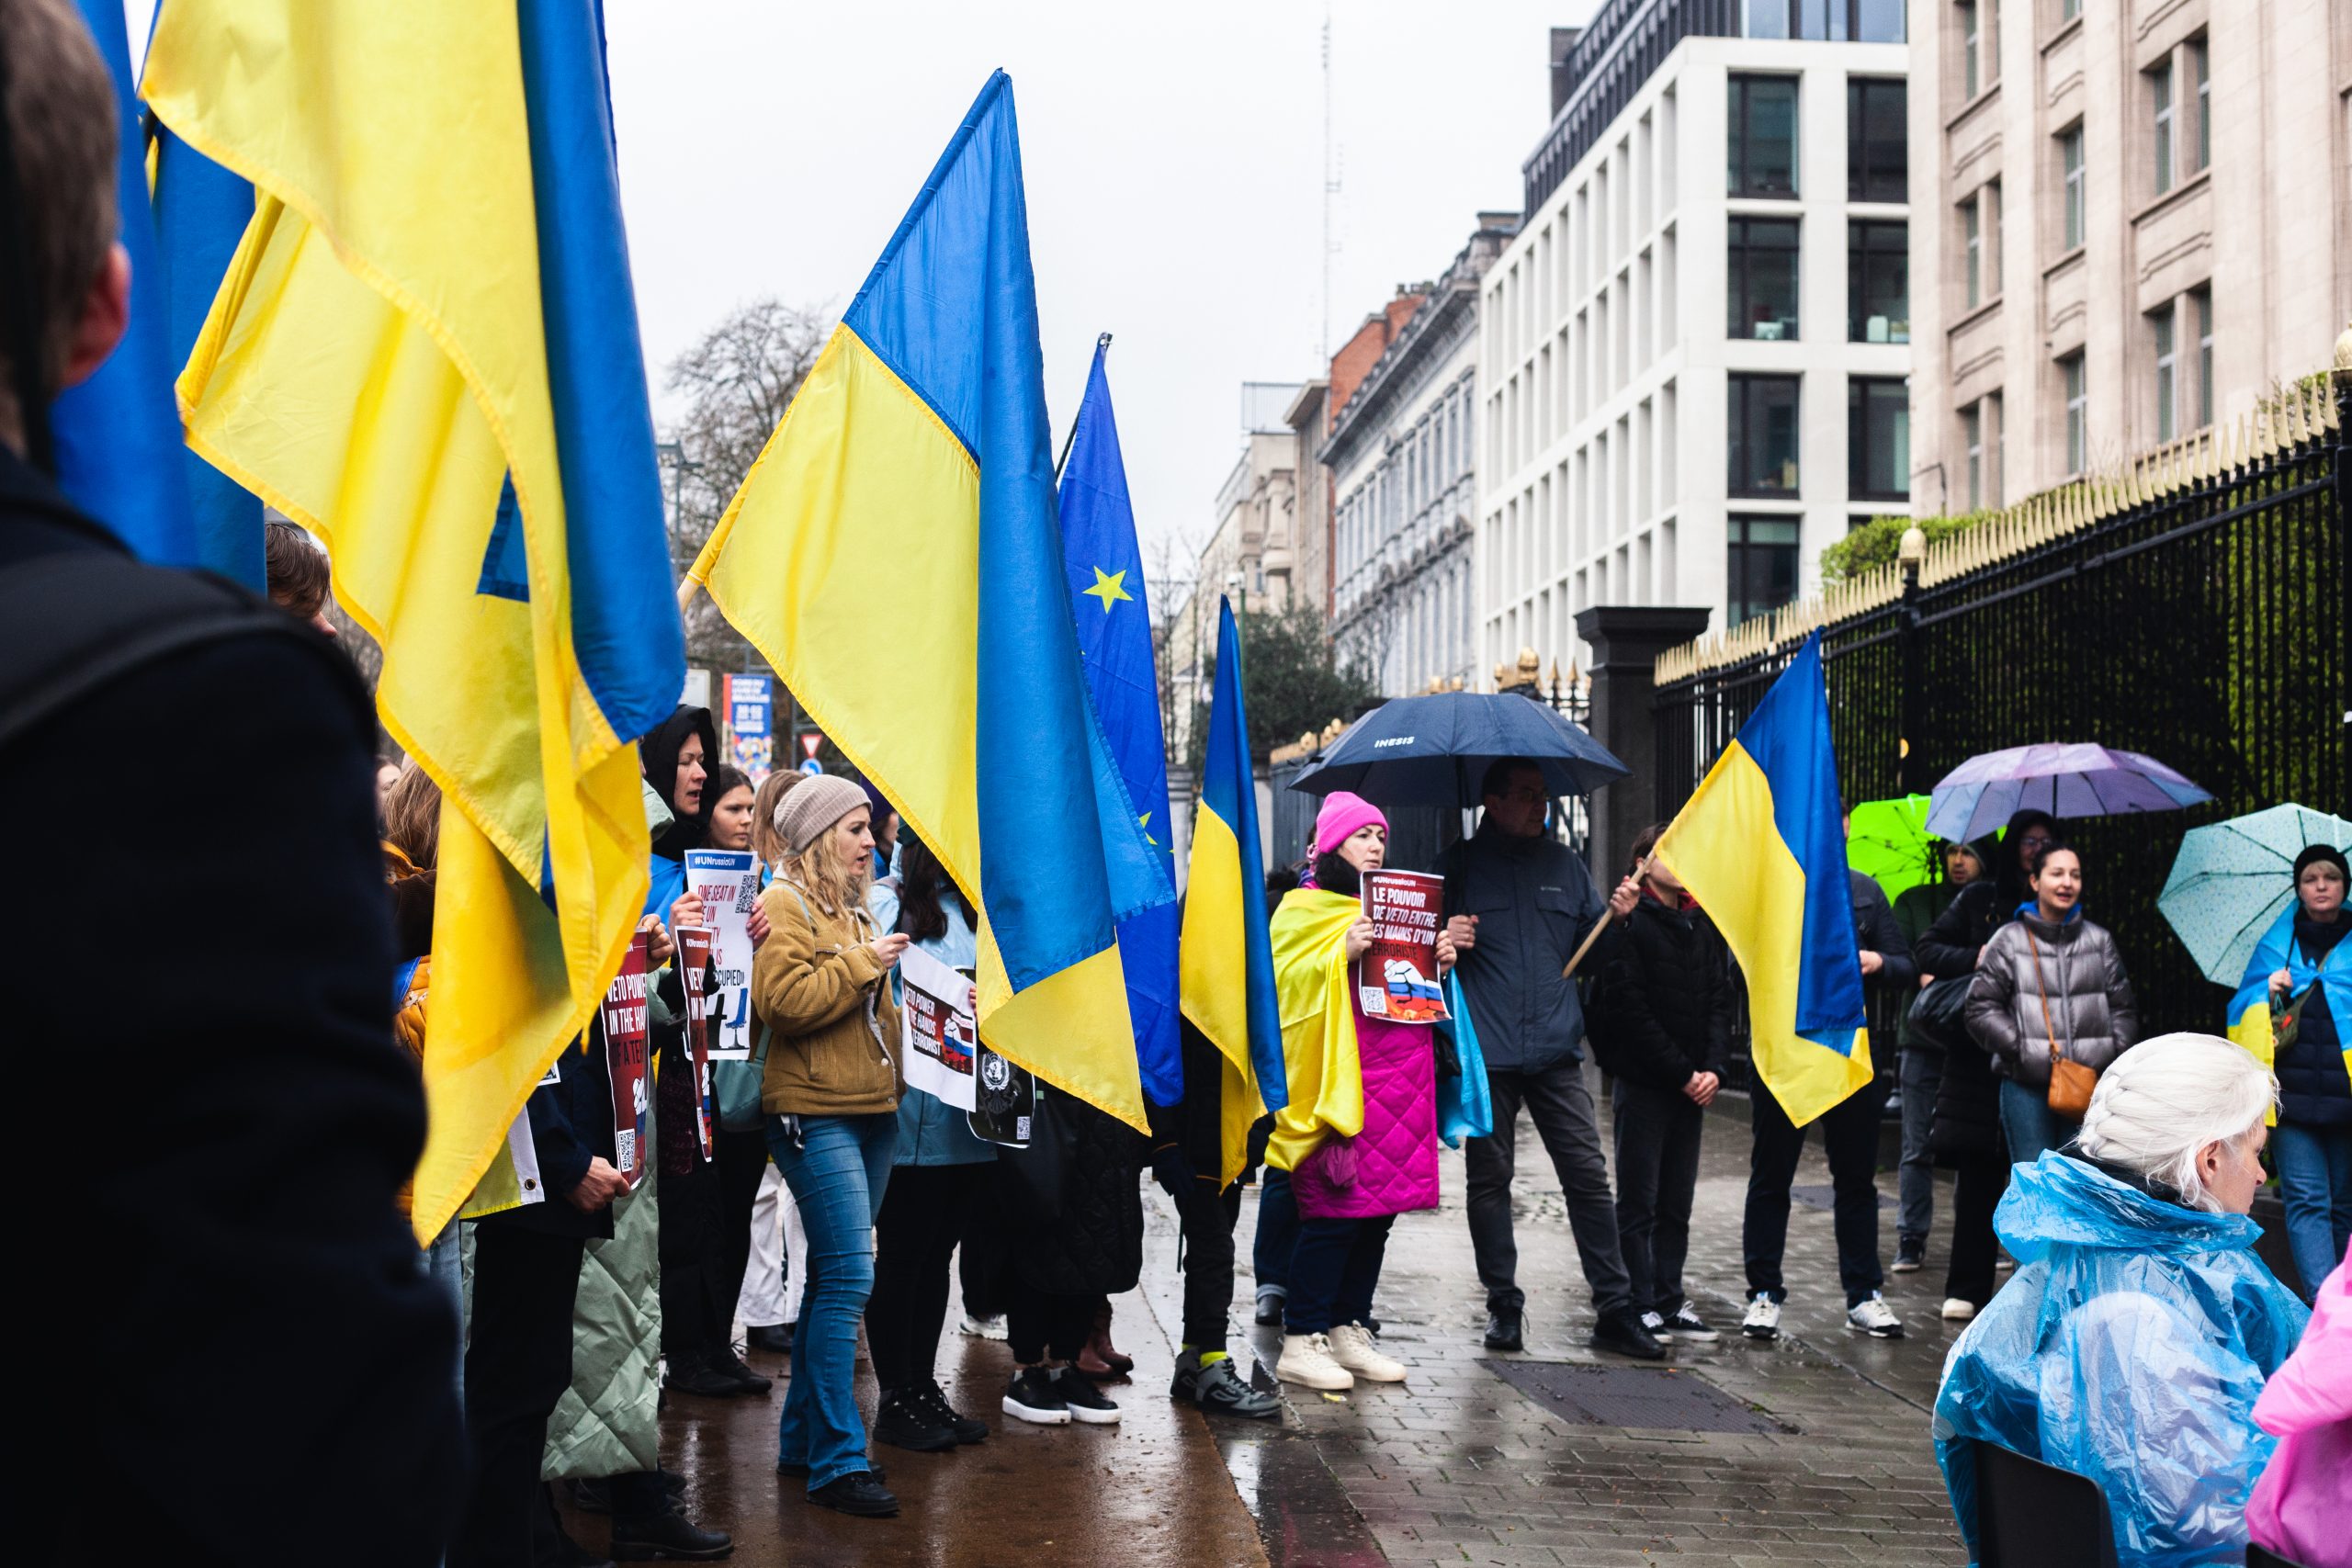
[1561,857,1649,980]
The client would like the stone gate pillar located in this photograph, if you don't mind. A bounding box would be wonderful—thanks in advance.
[1574,604,1713,880]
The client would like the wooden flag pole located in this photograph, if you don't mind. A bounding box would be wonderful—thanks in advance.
[676,576,700,615]
[1560,855,1651,980]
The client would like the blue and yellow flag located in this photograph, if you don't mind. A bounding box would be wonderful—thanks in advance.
[1059,341,1182,1109]
[146,0,686,1238]
[690,73,1171,1131]
[1654,634,1871,1125]
[48,0,196,570]
[2227,905,2352,1120]
[1180,598,1288,1184]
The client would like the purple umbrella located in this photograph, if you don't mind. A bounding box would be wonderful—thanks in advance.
[1924,743,2214,843]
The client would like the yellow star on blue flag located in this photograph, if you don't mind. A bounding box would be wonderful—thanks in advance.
[1083,566,1132,613]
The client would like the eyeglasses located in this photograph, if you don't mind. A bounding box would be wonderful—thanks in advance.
[1498,786,1548,806]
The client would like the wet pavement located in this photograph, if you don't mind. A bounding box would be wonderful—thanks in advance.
[559,1063,1973,1565]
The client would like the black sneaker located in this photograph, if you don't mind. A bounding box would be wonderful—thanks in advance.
[775,1459,886,1483]
[664,1353,748,1398]
[1483,1309,1524,1353]
[1174,1351,1280,1420]
[917,1380,989,1444]
[1050,1365,1121,1425]
[806,1471,898,1518]
[873,1387,958,1453]
[609,1506,734,1561]
[711,1348,772,1395]
[1590,1306,1668,1360]
[1001,1366,1070,1426]
[744,1322,795,1354]
[1892,1238,1926,1273]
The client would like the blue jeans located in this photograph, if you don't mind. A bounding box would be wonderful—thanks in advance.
[1999,1077,2075,1166]
[767,1112,896,1487]
[1896,1048,1942,1247]
[2271,1122,2352,1298]
[1253,1168,1299,1298]
[1284,1213,1395,1335]
[425,1224,466,1404]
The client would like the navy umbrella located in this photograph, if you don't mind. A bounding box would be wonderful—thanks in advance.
[1289,691,1631,808]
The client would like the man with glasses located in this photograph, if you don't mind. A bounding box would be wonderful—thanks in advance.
[1442,758,1661,1359]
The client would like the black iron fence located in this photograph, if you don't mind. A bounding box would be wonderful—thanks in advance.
[1652,373,2350,1056]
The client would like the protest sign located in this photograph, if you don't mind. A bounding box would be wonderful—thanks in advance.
[682,848,760,1061]
[968,1042,1035,1147]
[1359,869,1449,1024]
[724,672,773,780]
[599,932,652,1188]
[899,944,978,1111]
[679,926,717,1160]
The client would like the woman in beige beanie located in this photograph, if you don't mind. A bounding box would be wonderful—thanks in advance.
[751,771,910,1517]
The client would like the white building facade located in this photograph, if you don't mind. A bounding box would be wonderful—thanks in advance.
[1477,1,1912,674]
[1329,219,1517,695]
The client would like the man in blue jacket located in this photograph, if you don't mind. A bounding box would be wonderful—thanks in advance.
[1442,758,1657,1359]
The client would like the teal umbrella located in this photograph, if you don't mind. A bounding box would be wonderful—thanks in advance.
[2158,804,2352,986]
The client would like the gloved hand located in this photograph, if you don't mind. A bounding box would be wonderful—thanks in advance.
[1150,1141,1195,1199]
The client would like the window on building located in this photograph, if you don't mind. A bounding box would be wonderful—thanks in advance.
[2154,305,2177,442]
[1728,218,1801,339]
[1962,403,1984,509]
[1848,220,1908,341]
[2063,354,2086,476]
[1848,79,1908,200]
[2060,0,2080,20]
[2191,38,2210,172]
[2058,125,2085,252]
[1727,516,1801,626]
[1849,378,1909,500]
[2152,60,2175,196]
[1960,0,1981,98]
[1728,375,1802,495]
[1728,76,1800,197]
[2194,288,2213,428]
[1745,0,1905,41]
[1963,199,1982,307]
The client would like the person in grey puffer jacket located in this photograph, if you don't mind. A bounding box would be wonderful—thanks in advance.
[1963,839,2138,1163]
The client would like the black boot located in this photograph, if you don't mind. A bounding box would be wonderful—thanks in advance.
[1590,1305,1668,1360]
[710,1347,773,1394]
[744,1321,794,1354]
[663,1351,747,1398]
[873,1386,958,1452]
[807,1471,899,1517]
[609,1506,733,1562]
[1483,1309,1524,1353]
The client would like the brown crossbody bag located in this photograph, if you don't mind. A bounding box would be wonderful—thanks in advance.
[2026,931,2098,1120]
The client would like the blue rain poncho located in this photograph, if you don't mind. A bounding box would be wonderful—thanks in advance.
[1933,1152,2309,1566]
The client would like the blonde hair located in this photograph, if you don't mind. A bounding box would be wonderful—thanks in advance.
[750,770,801,870]
[783,804,870,919]
[2075,1033,2276,1212]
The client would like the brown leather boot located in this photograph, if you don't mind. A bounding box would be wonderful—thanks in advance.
[1087,1298,1134,1376]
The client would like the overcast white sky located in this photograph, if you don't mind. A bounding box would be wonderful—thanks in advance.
[600,1,1601,559]
[132,1,1603,560]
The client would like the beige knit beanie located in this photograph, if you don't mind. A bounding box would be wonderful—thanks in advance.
[773,773,871,856]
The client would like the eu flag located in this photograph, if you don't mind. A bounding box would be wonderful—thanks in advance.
[1059,341,1181,1108]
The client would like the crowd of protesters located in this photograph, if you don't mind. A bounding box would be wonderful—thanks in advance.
[6,3,2344,1562]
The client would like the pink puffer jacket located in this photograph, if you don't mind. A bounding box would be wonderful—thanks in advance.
[2246,1257,2349,1567]
[1290,1010,1439,1221]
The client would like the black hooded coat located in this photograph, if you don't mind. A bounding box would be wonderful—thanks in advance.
[1917,808,2057,1163]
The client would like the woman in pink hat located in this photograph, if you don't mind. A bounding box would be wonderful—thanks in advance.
[1264,792,1456,1391]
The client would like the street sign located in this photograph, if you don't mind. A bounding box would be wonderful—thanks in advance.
[798,759,824,777]
[798,732,823,761]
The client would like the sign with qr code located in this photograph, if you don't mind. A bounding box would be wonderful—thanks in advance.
[1358,870,1449,1024]
[599,932,651,1190]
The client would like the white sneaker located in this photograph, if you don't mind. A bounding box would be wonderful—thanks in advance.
[1940,1297,1978,1321]
[1276,1331,1355,1391]
[1847,1292,1905,1337]
[1740,1292,1781,1340]
[959,1313,1007,1341]
[1327,1322,1407,1382]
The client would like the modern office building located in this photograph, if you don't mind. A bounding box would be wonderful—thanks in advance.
[1906,0,2352,513]
[1328,216,1519,695]
[1476,0,1912,673]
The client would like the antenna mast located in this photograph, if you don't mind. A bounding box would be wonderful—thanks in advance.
[1319,2,1337,364]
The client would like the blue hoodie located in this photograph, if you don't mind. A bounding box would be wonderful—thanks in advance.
[1933,1151,2309,1566]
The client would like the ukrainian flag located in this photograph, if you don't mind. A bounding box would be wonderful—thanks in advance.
[690,73,1171,1131]
[1654,634,1871,1125]
[145,0,686,1238]
[1179,598,1287,1185]
[2228,905,2352,1121]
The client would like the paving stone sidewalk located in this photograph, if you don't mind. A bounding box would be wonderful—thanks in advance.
[1197,1064,1973,1567]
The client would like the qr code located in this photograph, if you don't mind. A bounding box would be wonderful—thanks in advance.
[615,1130,636,1168]
[1015,1116,1031,1141]
[1360,987,1388,1016]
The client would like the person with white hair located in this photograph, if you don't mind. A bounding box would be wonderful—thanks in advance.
[1932,1033,2311,1567]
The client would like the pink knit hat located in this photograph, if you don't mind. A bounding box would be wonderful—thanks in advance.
[1314,791,1388,857]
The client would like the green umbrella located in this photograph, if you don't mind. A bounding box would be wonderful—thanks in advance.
[1847,794,1939,902]
[2158,803,2352,987]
